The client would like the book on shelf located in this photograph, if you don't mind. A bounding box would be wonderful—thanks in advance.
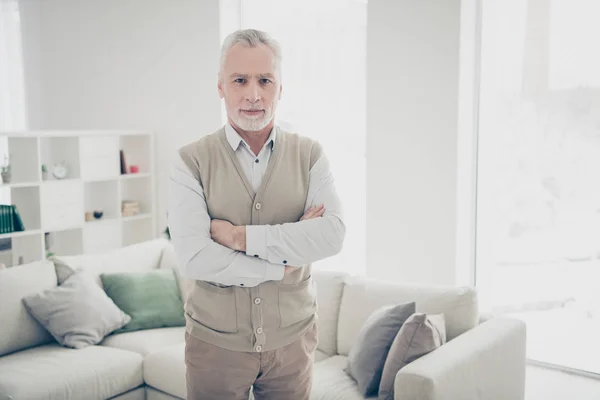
[122,200,141,216]
[0,205,25,234]
[120,150,128,175]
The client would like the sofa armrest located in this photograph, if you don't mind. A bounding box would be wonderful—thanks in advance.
[394,317,526,400]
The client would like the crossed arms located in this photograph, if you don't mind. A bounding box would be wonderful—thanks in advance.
[167,151,346,287]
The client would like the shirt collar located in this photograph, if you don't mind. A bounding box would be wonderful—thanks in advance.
[225,123,277,152]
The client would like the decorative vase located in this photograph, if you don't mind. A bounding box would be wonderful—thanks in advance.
[1,171,11,184]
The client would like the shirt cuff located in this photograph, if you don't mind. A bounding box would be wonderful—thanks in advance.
[245,225,268,260]
[263,260,285,282]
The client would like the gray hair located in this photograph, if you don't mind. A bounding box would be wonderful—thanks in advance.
[219,29,282,79]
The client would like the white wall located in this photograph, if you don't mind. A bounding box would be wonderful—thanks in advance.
[367,0,464,285]
[19,0,222,232]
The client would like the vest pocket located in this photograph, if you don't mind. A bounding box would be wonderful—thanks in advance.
[278,276,317,328]
[189,281,238,333]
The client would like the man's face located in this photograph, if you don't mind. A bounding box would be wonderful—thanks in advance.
[218,43,282,132]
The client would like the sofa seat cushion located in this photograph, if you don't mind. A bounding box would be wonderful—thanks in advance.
[142,342,355,399]
[144,343,187,399]
[147,387,182,400]
[0,344,143,400]
[101,327,186,356]
[311,355,376,400]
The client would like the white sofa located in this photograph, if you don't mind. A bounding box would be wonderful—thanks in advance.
[0,239,526,400]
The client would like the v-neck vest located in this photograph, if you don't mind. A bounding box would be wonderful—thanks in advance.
[178,127,323,352]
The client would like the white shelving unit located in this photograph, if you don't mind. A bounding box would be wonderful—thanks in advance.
[0,131,157,267]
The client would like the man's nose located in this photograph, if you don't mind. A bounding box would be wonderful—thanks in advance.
[245,82,261,103]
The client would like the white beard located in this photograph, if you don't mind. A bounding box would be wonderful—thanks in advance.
[230,106,275,132]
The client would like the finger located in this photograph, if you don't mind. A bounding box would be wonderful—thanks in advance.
[305,205,325,220]
[300,206,318,221]
[306,205,319,214]
[306,205,323,216]
[303,209,318,220]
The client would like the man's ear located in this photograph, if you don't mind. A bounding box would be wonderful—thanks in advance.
[278,83,283,100]
[217,77,225,99]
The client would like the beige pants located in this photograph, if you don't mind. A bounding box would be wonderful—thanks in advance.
[185,324,318,400]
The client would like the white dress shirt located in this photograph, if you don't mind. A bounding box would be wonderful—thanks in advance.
[168,123,345,287]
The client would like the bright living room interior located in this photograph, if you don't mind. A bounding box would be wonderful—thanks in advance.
[1,0,599,399]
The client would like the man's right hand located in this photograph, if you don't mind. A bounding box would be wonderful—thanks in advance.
[285,205,326,274]
[299,204,325,221]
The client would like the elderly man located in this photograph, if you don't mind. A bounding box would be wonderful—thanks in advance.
[168,29,345,400]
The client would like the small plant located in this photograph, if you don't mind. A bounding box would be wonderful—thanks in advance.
[0,155,11,183]
[0,155,10,173]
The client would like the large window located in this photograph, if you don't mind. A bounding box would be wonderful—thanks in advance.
[476,0,600,373]
[0,0,26,131]
[220,0,367,275]
[0,0,27,206]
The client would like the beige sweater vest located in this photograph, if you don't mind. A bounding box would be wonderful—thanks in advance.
[178,127,323,352]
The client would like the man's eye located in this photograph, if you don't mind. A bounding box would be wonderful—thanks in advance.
[234,78,246,84]
[260,79,272,84]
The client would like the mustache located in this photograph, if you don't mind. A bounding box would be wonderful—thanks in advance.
[240,106,265,111]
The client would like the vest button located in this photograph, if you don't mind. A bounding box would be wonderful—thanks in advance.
[255,203,262,210]
[254,298,262,305]
[256,327,263,334]
[255,345,262,352]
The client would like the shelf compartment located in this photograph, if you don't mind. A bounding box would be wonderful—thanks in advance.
[8,186,41,231]
[84,180,120,220]
[40,137,81,181]
[79,136,120,181]
[3,137,40,184]
[46,228,83,256]
[83,218,122,254]
[122,216,153,247]
[8,232,44,266]
[120,178,152,216]
[120,135,152,175]
[40,181,83,232]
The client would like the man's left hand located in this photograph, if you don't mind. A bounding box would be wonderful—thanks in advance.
[210,220,246,251]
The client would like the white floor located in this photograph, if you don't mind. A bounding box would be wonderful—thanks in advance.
[526,364,600,400]
[513,307,600,373]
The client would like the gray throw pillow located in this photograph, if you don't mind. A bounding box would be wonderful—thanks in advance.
[345,302,416,396]
[379,313,446,400]
[22,272,131,349]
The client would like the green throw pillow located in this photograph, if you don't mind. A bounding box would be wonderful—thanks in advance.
[101,269,185,333]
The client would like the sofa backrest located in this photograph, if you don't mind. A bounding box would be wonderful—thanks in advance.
[312,270,349,356]
[337,277,479,356]
[0,260,57,357]
[157,241,193,302]
[51,239,171,287]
